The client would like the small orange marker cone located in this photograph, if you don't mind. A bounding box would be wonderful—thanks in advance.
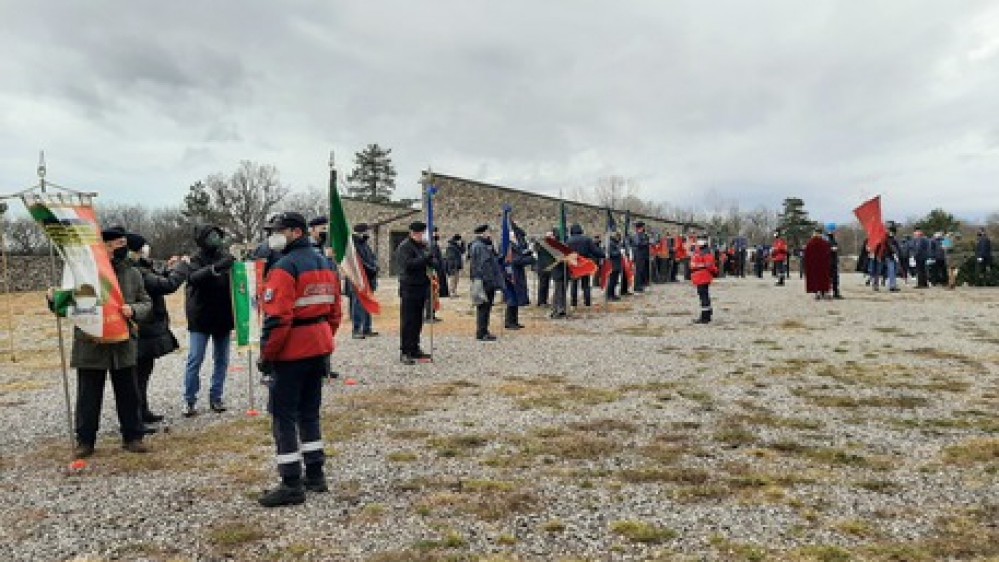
[345,378,358,386]
[68,459,88,472]
[246,409,260,417]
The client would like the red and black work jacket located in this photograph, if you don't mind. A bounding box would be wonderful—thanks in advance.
[772,238,789,263]
[690,248,718,287]
[261,236,342,362]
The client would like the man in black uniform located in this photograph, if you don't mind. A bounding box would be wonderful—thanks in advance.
[567,224,604,307]
[469,224,503,341]
[394,221,432,364]
[605,232,624,301]
[631,221,651,292]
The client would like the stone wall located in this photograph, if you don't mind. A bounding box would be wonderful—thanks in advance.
[341,173,695,275]
[1,255,64,292]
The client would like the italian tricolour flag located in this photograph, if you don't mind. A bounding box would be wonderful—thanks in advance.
[330,187,380,315]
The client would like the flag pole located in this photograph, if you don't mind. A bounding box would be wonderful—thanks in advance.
[424,168,435,361]
[0,204,15,362]
[39,153,76,449]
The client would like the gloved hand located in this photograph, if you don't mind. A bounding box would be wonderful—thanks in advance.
[216,255,236,272]
[256,358,274,375]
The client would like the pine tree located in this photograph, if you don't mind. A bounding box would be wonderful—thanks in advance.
[776,197,816,249]
[913,208,960,235]
[346,144,397,203]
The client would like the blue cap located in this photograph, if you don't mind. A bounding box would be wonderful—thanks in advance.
[825,222,837,233]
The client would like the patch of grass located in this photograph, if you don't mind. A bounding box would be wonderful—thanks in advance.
[566,418,638,434]
[833,518,879,538]
[387,451,419,463]
[413,529,467,551]
[713,424,757,448]
[387,428,433,441]
[620,324,666,337]
[677,389,713,405]
[617,466,711,485]
[413,479,538,522]
[778,319,809,330]
[498,376,621,411]
[207,520,268,547]
[541,519,567,533]
[610,520,677,544]
[942,437,999,466]
[854,479,903,494]
[427,433,490,458]
[788,545,852,561]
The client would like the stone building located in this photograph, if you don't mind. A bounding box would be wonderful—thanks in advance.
[343,172,694,275]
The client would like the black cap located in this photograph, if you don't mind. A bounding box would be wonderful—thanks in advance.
[353,223,369,233]
[409,221,427,233]
[126,233,147,252]
[474,224,489,234]
[267,212,308,231]
[101,226,127,242]
[635,221,645,228]
[451,234,462,241]
[308,216,328,228]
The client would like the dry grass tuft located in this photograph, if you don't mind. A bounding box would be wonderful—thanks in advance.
[610,520,678,544]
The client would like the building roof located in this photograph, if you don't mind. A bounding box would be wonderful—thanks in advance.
[425,172,700,229]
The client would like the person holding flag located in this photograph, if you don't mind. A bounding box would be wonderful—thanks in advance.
[348,223,379,339]
[501,212,536,330]
[48,226,154,458]
[256,211,342,507]
[631,221,651,292]
[604,231,624,301]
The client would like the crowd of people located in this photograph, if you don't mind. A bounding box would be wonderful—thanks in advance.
[48,209,994,508]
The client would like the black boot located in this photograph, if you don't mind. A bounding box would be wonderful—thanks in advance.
[304,466,329,493]
[259,481,306,507]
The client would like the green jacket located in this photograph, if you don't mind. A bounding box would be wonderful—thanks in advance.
[69,260,153,371]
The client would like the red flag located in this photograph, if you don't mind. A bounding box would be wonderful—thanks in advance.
[853,196,888,252]
[540,236,598,279]
[599,259,611,289]
[623,256,635,284]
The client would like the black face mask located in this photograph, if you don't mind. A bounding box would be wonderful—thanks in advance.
[316,232,328,246]
[112,247,128,262]
[361,234,370,242]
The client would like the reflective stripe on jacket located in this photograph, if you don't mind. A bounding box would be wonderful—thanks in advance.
[261,237,342,362]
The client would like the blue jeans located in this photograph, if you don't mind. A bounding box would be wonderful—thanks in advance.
[885,258,898,290]
[183,331,231,405]
[351,291,372,335]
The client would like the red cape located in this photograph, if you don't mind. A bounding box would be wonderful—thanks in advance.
[804,236,832,293]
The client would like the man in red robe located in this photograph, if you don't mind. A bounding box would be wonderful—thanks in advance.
[804,227,832,299]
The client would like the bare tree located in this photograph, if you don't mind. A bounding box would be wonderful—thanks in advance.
[594,175,640,209]
[183,161,289,244]
[97,203,150,233]
[289,186,328,222]
[3,215,48,255]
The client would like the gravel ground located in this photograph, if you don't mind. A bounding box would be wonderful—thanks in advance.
[0,273,997,561]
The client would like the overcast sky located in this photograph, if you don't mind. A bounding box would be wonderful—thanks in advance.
[1,1,997,223]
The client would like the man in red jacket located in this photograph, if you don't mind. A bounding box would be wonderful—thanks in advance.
[256,212,342,507]
[772,231,789,286]
[691,239,719,324]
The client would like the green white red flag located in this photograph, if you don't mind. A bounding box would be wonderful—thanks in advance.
[22,194,129,343]
[329,185,380,314]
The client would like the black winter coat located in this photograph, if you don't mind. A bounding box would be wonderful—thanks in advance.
[135,258,187,361]
[185,225,235,334]
[568,234,605,261]
[395,236,431,291]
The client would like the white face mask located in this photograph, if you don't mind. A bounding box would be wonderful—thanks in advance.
[140,245,151,259]
[268,232,288,252]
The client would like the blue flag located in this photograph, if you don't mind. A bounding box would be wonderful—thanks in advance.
[500,205,518,303]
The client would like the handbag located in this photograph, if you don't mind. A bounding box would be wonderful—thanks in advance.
[470,279,486,305]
